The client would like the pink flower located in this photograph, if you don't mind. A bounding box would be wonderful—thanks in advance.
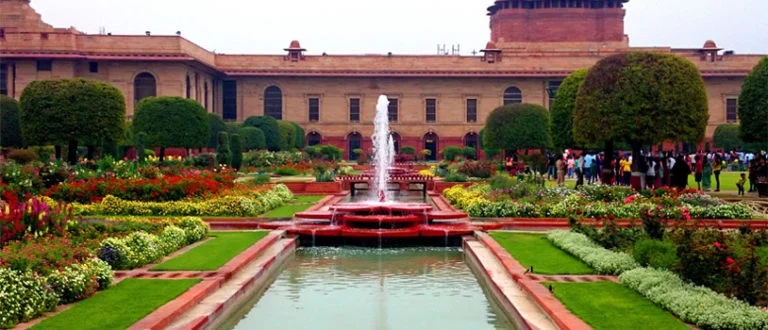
[726,257,735,265]
[624,195,636,204]
[714,242,721,249]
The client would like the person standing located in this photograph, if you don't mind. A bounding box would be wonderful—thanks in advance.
[694,155,704,191]
[713,154,722,192]
[671,155,691,190]
[736,173,747,196]
[547,154,556,181]
[556,156,566,187]
[621,155,632,186]
[575,153,585,188]
[584,152,593,184]
[646,156,657,190]
[567,156,575,179]
[702,157,712,192]
[757,157,768,197]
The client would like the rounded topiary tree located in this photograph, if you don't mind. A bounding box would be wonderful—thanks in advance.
[291,122,305,149]
[738,56,768,149]
[713,124,743,152]
[132,97,209,159]
[243,116,280,151]
[479,128,500,159]
[1,95,23,148]
[207,113,227,149]
[230,133,243,170]
[239,127,266,150]
[216,131,231,167]
[440,146,464,161]
[574,52,709,185]
[551,68,588,150]
[400,146,416,155]
[19,78,126,164]
[277,120,296,151]
[482,104,552,154]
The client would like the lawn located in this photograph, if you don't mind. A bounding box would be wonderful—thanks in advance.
[489,232,594,275]
[293,195,326,204]
[540,171,746,192]
[32,278,200,330]
[263,204,315,218]
[151,231,268,271]
[545,281,688,330]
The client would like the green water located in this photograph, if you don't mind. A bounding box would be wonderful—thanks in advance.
[223,247,517,330]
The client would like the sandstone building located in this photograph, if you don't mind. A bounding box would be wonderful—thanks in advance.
[0,0,763,159]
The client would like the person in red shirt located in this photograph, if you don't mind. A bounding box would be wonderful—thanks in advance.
[694,155,704,191]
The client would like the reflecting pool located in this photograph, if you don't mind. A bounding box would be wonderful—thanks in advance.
[222,247,516,330]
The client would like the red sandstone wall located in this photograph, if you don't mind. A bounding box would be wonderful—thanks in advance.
[491,8,625,43]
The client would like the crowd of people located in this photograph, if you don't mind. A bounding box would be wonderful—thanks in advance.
[542,150,768,196]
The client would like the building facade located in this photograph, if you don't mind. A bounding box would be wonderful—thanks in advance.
[0,0,763,159]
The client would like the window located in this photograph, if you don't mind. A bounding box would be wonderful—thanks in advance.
[425,98,436,123]
[726,98,738,122]
[0,64,7,95]
[503,86,522,105]
[37,60,52,72]
[203,82,209,110]
[185,76,191,99]
[308,98,319,122]
[466,99,478,122]
[306,132,322,146]
[388,98,398,122]
[0,28,5,39]
[547,80,562,110]
[133,72,156,105]
[264,86,283,120]
[89,62,98,73]
[349,98,360,122]
[222,80,237,120]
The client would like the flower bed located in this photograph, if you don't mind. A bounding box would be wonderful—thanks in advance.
[443,184,753,220]
[546,230,639,275]
[620,268,768,330]
[70,184,294,217]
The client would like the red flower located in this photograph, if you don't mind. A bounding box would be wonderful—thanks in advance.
[713,242,721,249]
[726,257,735,264]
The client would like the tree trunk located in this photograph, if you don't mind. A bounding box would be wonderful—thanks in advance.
[602,140,614,185]
[159,147,165,160]
[55,145,62,160]
[86,145,96,160]
[67,140,78,165]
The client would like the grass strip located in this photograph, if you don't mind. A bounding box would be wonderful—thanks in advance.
[263,204,315,218]
[151,231,268,271]
[32,278,200,330]
[292,195,326,204]
[545,281,689,330]
[489,232,594,275]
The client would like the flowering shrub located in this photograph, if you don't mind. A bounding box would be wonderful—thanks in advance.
[546,230,640,275]
[157,226,187,254]
[45,258,113,304]
[1,194,75,245]
[620,267,768,330]
[45,170,236,203]
[0,268,59,328]
[244,151,308,169]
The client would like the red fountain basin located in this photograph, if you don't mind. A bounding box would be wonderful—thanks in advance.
[426,210,469,220]
[328,203,432,214]
[341,227,421,238]
[471,222,504,231]
[343,214,422,223]
[286,225,342,237]
[419,224,476,237]
[258,221,294,230]
[294,211,334,220]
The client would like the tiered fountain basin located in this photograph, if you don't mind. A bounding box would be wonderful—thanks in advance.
[258,202,502,240]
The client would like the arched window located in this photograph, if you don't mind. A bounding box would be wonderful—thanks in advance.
[306,132,322,146]
[203,82,209,110]
[264,86,283,120]
[185,75,191,99]
[424,133,439,161]
[464,132,479,159]
[390,132,401,154]
[133,72,156,105]
[347,132,362,160]
[503,86,522,105]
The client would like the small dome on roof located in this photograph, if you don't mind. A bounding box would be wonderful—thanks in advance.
[703,40,718,49]
[289,40,302,49]
[484,41,498,49]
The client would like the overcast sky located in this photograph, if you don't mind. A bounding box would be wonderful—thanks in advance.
[32,0,768,55]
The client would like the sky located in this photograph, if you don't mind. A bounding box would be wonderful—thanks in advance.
[31,0,768,56]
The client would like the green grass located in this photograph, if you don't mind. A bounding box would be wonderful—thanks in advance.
[687,171,744,192]
[32,278,200,330]
[263,204,315,218]
[489,232,594,275]
[151,231,268,271]
[293,195,326,203]
[546,281,688,330]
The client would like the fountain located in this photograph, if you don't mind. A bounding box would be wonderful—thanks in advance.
[261,95,501,244]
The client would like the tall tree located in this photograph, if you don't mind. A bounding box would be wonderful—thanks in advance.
[713,124,743,152]
[482,104,552,153]
[132,97,209,159]
[207,113,227,149]
[738,56,768,149]
[277,120,296,151]
[19,79,126,164]
[551,68,588,150]
[243,116,280,151]
[0,95,23,148]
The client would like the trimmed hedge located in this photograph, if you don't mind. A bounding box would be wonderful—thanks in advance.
[546,230,639,275]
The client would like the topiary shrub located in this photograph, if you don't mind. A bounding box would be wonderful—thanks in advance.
[400,146,416,155]
[463,147,477,160]
[483,103,552,153]
[440,146,464,161]
[244,116,281,151]
[207,113,227,149]
[277,120,296,151]
[137,132,146,163]
[239,127,266,150]
[738,56,768,147]
[230,133,243,170]
[132,96,209,159]
[7,149,39,164]
[0,95,23,148]
[216,131,231,167]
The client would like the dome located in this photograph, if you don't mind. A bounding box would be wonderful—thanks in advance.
[484,41,498,50]
[703,40,718,49]
[288,40,302,49]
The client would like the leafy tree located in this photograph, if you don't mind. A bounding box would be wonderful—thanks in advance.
[551,68,588,150]
[19,78,126,164]
[574,52,708,182]
[0,95,23,148]
[137,132,146,163]
[400,146,416,155]
[482,104,552,153]
[277,120,296,151]
[207,113,227,149]
[440,146,464,161]
[479,128,500,159]
[713,124,743,152]
[230,133,243,170]
[244,116,280,151]
[216,132,231,167]
[291,122,305,149]
[239,127,266,150]
[132,97,209,159]
[738,56,768,148]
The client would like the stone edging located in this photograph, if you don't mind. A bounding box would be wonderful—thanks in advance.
[475,231,592,330]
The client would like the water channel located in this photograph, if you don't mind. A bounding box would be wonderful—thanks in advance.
[221,247,517,330]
